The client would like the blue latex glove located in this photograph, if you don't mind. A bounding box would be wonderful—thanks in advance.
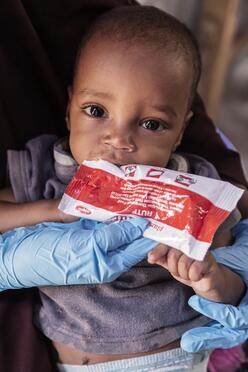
[181,219,248,352]
[0,218,156,291]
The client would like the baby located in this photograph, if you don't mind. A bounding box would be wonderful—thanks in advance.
[0,5,245,370]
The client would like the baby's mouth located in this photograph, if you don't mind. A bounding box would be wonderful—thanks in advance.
[92,156,130,167]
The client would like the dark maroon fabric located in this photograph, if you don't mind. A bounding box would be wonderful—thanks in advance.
[0,288,57,372]
[0,1,247,372]
[179,95,248,188]
[0,0,137,187]
[0,2,138,371]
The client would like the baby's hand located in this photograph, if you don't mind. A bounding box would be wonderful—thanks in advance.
[148,244,218,294]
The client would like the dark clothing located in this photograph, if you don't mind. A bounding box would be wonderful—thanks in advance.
[0,1,247,371]
[0,0,138,188]
[0,288,57,372]
[179,95,248,187]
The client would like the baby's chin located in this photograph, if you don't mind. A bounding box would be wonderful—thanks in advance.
[86,156,133,167]
[83,154,166,168]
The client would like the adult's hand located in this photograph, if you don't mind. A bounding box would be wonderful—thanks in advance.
[181,291,248,352]
[181,219,248,352]
[0,218,156,290]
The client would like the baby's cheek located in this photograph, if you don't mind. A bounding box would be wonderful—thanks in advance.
[136,137,173,167]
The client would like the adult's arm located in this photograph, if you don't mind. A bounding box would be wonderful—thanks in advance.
[0,198,66,233]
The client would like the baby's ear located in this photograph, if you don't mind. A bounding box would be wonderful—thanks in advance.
[185,110,193,126]
[172,111,194,152]
[172,131,184,152]
[65,86,72,130]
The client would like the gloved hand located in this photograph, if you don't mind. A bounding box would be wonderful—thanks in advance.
[181,219,248,352]
[181,291,248,351]
[0,218,156,291]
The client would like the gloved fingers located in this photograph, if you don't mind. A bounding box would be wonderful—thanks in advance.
[100,237,157,282]
[232,219,248,245]
[213,246,248,284]
[79,218,102,230]
[94,218,149,253]
[188,295,248,329]
[42,218,101,231]
[112,237,158,266]
[181,324,248,352]
[42,220,83,229]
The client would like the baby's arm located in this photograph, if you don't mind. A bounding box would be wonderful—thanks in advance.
[0,188,76,233]
[148,242,245,305]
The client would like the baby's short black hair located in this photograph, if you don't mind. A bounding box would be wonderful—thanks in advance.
[74,5,202,108]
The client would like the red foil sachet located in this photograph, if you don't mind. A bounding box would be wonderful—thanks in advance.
[59,160,243,260]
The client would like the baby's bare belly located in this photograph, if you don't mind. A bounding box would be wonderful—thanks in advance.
[53,339,180,365]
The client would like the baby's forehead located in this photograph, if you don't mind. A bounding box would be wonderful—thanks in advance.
[73,6,200,106]
[79,35,190,70]
[78,37,192,84]
[74,40,192,112]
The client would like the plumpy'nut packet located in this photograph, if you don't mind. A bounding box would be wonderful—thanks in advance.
[59,160,244,260]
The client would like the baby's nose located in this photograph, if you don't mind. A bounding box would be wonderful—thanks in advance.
[102,126,136,152]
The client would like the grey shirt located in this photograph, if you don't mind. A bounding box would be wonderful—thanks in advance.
[7,134,239,354]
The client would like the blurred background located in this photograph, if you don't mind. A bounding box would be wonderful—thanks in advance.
[140,0,248,178]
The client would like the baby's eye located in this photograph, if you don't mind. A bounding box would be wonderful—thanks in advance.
[83,104,106,118]
[140,119,166,131]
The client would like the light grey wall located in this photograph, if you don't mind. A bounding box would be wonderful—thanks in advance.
[138,0,200,30]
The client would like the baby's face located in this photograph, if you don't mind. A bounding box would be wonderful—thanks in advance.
[67,39,193,167]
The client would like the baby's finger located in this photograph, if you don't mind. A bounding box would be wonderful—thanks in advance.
[188,261,204,282]
[177,254,194,281]
[147,243,170,264]
[188,251,214,281]
[167,247,183,277]
[152,256,169,269]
